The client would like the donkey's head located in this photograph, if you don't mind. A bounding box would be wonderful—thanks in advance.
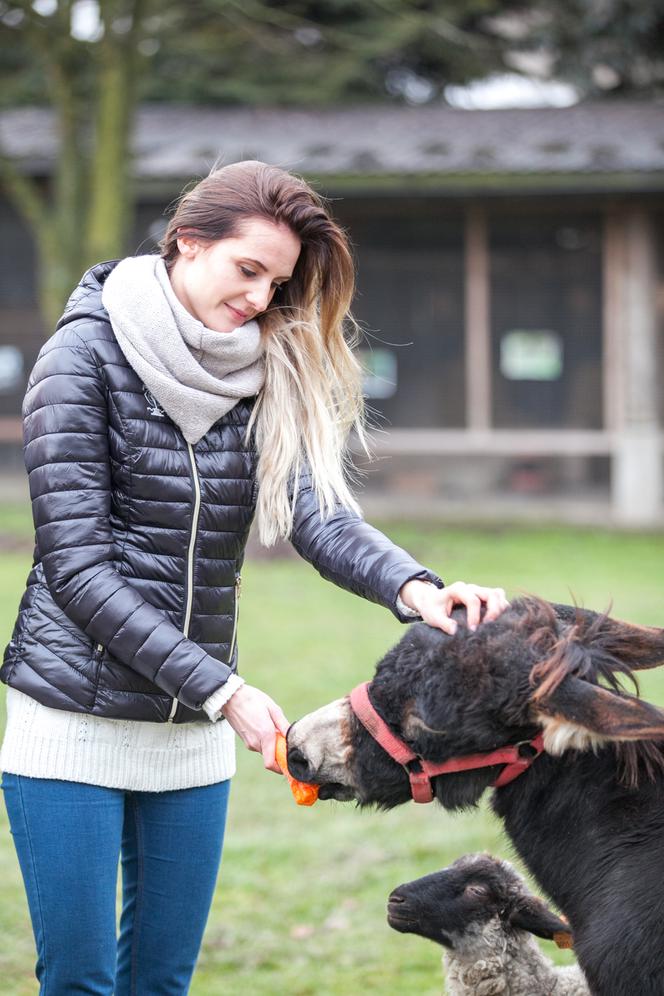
[287,598,664,809]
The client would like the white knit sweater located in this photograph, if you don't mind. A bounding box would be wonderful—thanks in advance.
[0,684,242,791]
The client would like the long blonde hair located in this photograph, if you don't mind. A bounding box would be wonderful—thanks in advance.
[161,161,365,545]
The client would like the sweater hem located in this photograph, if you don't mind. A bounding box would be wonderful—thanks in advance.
[0,688,237,792]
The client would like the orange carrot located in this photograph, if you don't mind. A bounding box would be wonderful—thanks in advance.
[275,733,319,806]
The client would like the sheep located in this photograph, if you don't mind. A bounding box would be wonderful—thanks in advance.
[288,598,664,994]
[388,853,589,996]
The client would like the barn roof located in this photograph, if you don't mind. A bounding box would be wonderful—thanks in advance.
[2,100,663,193]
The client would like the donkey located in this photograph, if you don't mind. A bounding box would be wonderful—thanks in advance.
[287,598,664,996]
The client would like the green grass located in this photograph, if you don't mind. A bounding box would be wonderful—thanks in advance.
[1,522,664,994]
[0,504,34,540]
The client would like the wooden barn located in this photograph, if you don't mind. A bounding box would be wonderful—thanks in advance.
[1,100,663,523]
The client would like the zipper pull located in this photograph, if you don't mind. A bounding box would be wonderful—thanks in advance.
[235,574,242,599]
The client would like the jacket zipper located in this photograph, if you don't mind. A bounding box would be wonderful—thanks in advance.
[169,441,202,722]
[229,573,242,662]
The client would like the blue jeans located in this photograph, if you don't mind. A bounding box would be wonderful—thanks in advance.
[2,774,230,995]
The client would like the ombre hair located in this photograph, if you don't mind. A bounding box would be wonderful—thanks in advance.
[160,160,366,545]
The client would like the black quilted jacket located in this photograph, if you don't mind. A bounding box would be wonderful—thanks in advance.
[2,261,442,723]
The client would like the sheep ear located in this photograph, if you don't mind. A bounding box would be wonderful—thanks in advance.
[552,603,664,671]
[509,896,572,943]
[538,676,664,743]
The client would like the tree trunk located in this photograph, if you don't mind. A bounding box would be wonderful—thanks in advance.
[0,1,147,330]
[36,225,78,329]
[50,73,90,312]
[0,161,71,328]
[85,0,146,269]
[85,64,133,268]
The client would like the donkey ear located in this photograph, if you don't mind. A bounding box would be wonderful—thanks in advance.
[538,675,664,743]
[552,603,664,672]
[596,618,664,672]
[509,896,572,943]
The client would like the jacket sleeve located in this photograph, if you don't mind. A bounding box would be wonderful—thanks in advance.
[23,331,232,712]
[289,468,443,621]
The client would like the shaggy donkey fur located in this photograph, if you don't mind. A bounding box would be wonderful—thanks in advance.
[388,854,589,996]
[288,598,664,995]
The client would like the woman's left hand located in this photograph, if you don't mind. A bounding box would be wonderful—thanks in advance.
[399,579,509,636]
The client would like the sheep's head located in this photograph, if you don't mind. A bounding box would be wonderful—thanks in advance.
[387,854,571,954]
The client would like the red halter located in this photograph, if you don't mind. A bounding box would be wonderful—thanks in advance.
[349,681,545,804]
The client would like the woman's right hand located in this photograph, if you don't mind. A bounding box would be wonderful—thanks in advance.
[221,684,289,773]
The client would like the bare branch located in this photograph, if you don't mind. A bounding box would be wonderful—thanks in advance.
[225,0,364,52]
[0,153,50,239]
[370,0,492,52]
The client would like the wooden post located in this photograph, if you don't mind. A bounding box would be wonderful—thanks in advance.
[464,206,491,430]
[602,211,625,432]
[610,206,662,524]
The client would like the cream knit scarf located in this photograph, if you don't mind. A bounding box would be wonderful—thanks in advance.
[101,255,265,444]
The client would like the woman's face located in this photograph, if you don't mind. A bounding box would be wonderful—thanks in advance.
[170,216,302,333]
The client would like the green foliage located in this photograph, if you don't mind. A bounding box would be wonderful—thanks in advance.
[1,0,661,113]
[1,521,664,993]
[518,0,664,97]
[0,0,525,110]
[139,0,520,106]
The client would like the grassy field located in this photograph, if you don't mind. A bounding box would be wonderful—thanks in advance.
[0,511,663,994]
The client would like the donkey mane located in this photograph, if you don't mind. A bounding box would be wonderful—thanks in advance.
[516,597,664,788]
[521,597,639,700]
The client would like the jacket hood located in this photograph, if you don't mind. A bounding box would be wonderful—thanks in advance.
[56,259,121,329]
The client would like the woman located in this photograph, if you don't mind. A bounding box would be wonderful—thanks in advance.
[1,161,507,995]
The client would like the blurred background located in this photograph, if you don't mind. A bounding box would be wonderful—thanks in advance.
[0,0,663,523]
[0,3,663,994]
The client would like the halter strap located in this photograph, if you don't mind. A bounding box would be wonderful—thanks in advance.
[349,681,545,804]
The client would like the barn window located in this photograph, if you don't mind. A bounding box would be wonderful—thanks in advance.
[337,197,465,429]
[490,212,602,429]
